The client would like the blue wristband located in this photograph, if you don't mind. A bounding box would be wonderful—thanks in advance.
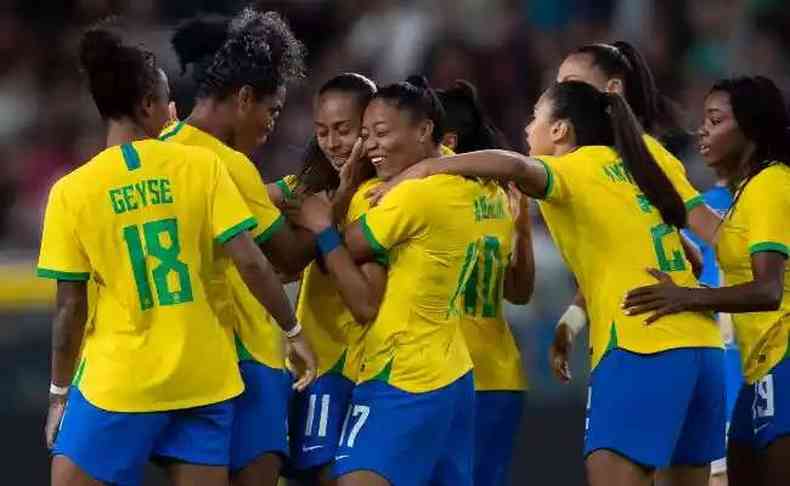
[316,227,342,256]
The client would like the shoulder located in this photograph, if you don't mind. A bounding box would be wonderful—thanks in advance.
[743,162,790,197]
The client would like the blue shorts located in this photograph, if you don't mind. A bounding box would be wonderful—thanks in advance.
[53,387,234,486]
[230,361,292,471]
[474,390,524,486]
[287,372,354,474]
[584,347,725,469]
[330,372,475,486]
[729,354,790,450]
[712,344,744,473]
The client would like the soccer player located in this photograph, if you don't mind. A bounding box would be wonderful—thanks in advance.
[270,73,380,485]
[624,76,790,486]
[437,80,533,486]
[548,40,716,381]
[375,81,726,486]
[291,76,503,486]
[40,25,307,486]
[166,9,316,486]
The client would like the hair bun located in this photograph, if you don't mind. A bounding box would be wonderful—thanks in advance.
[406,74,431,91]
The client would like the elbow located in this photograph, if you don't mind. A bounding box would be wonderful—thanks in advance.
[761,284,783,311]
[350,295,382,325]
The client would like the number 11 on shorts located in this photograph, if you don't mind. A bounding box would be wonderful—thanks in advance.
[338,405,370,448]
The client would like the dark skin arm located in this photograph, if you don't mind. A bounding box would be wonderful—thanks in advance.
[46,280,88,448]
[680,234,704,279]
[290,193,387,324]
[259,223,316,276]
[624,252,786,324]
[503,184,535,305]
[224,231,316,391]
[366,150,550,206]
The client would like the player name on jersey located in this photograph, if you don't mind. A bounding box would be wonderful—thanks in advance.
[109,178,174,214]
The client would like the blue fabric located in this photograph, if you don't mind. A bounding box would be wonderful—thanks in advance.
[682,185,732,288]
[286,372,355,475]
[729,355,790,450]
[229,361,293,471]
[474,391,524,486]
[330,372,475,486]
[584,348,726,468]
[53,387,233,486]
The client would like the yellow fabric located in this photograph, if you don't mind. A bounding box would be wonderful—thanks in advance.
[716,163,790,383]
[460,182,526,391]
[356,175,497,392]
[643,135,703,208]
[160,122,287,369]
[37,139,251,411]
[295,178,380,379]
[537,146,722,371]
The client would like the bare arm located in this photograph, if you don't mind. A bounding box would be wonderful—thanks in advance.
[503,186,534,305]
[624,252,786,323]
[259,224,316,275]
[51,281,88,388]
[686,204,723,246]
[680,233,704,279]
[225,231,298,332]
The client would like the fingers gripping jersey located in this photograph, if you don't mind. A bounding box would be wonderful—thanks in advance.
[37,140,253,411]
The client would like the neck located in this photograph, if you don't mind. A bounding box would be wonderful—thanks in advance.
[552,142,576,157]
[188,98,235,147]
[106,118,149,148]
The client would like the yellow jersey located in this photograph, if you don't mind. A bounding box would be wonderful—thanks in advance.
[37,140,254,412]
[716,163,790,383]
[160,121,287,369]
[537,146,722,370]
[293,177,380,379]
[356,175,500,392]
[459,182,526,391]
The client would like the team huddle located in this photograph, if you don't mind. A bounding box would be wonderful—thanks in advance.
[36,4,789,486]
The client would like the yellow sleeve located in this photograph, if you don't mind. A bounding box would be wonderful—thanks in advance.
[742,170,790,257]
[211,158,259,244]
[345,179,379,224]
[230,154,285,245]
[37,180,91,281]
[644,135,703,210]
[274,174,300,201]
[357,180,429,265]
[533,155,571,204]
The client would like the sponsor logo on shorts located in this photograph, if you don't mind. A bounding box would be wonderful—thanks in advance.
[302,444,324,453]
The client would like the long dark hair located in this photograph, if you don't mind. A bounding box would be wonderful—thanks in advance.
[570,41,685,141]
[709,76,790,213]
[171,7,306,100]
[294,73,378,194]
[79,24,161,120]
[437,80,509,152]
[548,81,687,228]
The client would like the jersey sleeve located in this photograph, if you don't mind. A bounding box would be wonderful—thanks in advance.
[275,174,300,201]
[37,180,91,281]
[742,170,790,257]
[229,154,285,245]
[357,180,429,265]
[210,158,258,245]
[345,179,379,225]
[644,135,703,210]
[533,155,572,204]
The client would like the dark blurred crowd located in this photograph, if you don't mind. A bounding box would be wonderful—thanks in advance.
[2,0,790,392]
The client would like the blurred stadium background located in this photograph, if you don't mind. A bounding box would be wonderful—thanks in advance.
[2,0,788,483]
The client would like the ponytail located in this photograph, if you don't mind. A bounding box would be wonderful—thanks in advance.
[437,79,509,152]
[606,92,686,228]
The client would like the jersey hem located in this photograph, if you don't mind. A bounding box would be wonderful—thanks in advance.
[216,217,258,244]
[36,268,90,281]
[684,195,705,211]
[358,214,389,266]
[253,214,286,245]
[749,241,789,257]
